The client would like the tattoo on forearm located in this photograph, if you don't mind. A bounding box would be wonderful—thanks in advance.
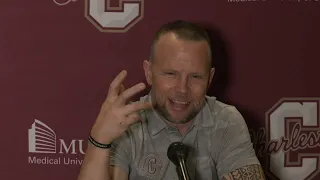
[223,164,265,180]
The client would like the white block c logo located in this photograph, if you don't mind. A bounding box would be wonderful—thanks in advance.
[266,98,320,180]
[85,0,144,33]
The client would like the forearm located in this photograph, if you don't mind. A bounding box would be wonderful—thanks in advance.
[221,164,265,180]
[78,142,112,180]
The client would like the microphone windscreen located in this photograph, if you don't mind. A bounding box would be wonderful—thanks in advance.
[167,142,189,166]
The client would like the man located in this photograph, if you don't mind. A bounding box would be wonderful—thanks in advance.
[78,20,265,180]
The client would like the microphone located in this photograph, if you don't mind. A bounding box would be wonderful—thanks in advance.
[167,142,191,180]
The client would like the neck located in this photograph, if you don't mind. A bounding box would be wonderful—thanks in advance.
[165,119,193,136]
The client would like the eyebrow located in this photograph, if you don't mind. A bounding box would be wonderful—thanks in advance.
[161,69,206,75]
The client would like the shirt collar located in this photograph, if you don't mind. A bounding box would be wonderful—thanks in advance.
[191,96,215,128]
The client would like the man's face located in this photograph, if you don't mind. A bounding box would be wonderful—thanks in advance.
[143,32,215,124]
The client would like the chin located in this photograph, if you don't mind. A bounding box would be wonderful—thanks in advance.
[167,110,193,124]
[169,117,191,124]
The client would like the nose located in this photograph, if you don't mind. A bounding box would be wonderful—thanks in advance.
[175,75,188,94]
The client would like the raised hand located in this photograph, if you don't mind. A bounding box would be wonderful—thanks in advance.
[90,70,152,144]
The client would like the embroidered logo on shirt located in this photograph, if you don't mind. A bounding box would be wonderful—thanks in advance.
[139,154,162,178]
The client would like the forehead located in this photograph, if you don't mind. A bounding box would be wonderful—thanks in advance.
[152,33,211,71]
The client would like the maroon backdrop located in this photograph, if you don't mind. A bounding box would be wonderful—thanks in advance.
[1,0,320,179]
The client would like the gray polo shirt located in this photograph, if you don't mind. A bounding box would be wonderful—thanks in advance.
[110,95,260,180]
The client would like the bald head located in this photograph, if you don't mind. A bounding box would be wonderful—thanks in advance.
[149,20,212,68]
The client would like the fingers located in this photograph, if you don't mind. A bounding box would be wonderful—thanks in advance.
[122,102,153,125]
[107,70,127,101]
[124,113,142,125]
[119,84,125,94]
[115,82,146,106]
[122,102,153,116]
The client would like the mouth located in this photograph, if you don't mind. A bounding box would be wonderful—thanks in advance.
[168,98,190,111]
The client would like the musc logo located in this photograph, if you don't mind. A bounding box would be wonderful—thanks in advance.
[28,119,85,154]
[28,120,85,165]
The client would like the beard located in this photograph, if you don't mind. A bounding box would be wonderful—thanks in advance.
[150,90,205,124]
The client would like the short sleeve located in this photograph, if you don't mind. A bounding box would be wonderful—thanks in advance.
[214,106,261,179]
[109,131,133,174]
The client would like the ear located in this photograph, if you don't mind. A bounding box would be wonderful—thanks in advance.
[143,60,152,85]
[208,67,215,86]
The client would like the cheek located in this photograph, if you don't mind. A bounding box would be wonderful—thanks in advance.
[152,78,172,102]
[153,77,175,92]
[189,82,208,96]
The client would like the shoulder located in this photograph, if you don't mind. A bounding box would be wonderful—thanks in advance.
[205,97,262,178]
[205,95,247,127]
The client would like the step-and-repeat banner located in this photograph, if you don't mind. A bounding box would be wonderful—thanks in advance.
[1,0,319,179]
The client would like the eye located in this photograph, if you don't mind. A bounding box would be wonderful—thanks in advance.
[191,74,203,79]
[164,71,176,76]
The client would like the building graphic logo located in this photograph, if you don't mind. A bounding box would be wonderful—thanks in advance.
[28,119,56,154]
[27,119,85,166]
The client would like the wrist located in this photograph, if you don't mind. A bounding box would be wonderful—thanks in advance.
[90,129,113,144]
[88,134,112,149]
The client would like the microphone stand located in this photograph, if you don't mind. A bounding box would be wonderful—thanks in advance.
[167,142,191,180]
[177,153,190,180]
